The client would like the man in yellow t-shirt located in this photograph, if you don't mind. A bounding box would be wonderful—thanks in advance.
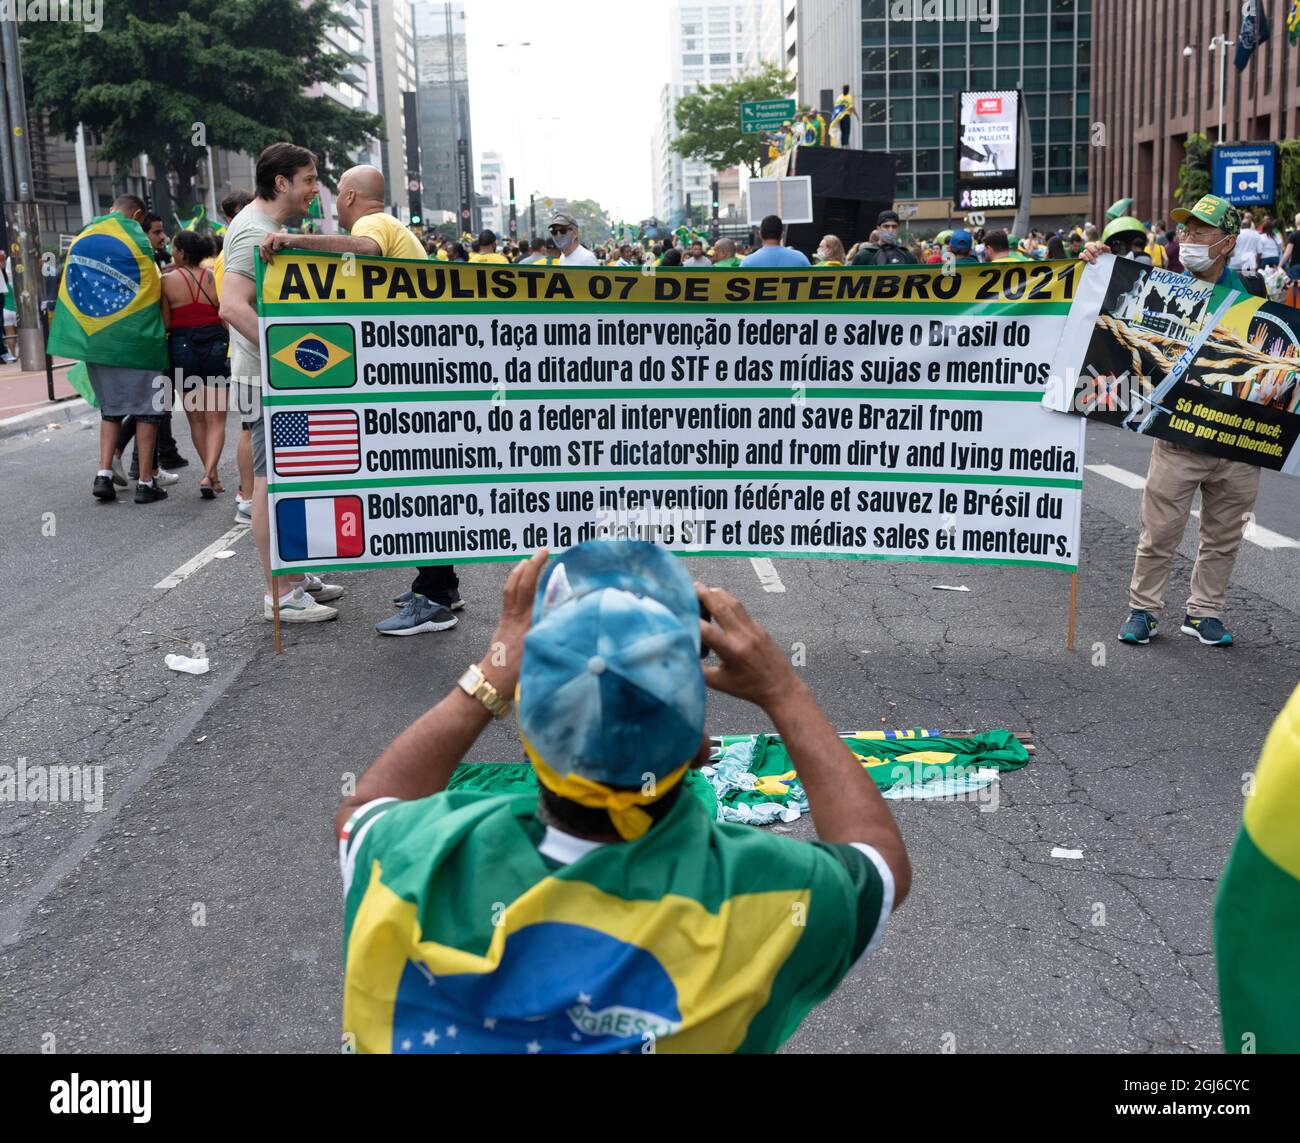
[468,230,510,263]
[259,164,426,262]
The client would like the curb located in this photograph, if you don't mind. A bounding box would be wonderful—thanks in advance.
[0,398,91,442]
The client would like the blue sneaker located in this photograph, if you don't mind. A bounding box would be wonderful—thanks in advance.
[393,588,464,610]
[376,594,458,636]
[1181,615,1232,646]
[1118,609,1158,644]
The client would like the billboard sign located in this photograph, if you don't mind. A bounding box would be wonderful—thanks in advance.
[954,89,1020,211]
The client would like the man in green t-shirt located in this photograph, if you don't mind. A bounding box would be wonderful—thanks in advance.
[338,540,912,1054]
[710,237,741,267]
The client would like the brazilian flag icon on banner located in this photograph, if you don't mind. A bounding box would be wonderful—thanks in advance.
[267,323,356,389]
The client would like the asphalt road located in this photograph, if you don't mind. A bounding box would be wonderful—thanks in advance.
[1,411,1297,1054]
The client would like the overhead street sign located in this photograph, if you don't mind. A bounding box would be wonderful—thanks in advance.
[740,99,796,134]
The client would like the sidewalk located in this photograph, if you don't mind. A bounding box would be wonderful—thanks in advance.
[0,356,78,419]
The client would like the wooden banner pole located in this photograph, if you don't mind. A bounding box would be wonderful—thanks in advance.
[1066,572,1078,651]
[272,575,282,655]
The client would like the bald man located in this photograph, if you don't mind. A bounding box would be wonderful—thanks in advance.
[260,164,425,262]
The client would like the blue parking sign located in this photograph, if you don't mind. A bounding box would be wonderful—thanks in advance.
[1212,143,1277,206]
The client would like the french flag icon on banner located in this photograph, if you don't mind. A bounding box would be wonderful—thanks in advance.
[276,496,365,561]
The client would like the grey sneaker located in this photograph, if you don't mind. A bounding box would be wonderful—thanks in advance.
[393,588,463,610]
[303,572,344,602]
[376,594,458,636]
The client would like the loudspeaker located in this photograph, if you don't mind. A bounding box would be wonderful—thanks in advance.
[782,148,899,258]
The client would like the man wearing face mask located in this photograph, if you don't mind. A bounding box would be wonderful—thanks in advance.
[853,210,916,267]
[548,212,598,266]
[1083,195,1264,648]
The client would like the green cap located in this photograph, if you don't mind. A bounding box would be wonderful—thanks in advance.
[1170,194,1241,237]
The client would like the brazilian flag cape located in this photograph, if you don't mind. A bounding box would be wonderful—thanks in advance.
[1215,683,1300,1052]
[341,787,888,1053]
[48,211,168,371]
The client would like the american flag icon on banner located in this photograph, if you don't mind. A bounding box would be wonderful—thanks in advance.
[271,410,361,476]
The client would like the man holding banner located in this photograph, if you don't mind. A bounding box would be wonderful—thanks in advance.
[1085,196,1263,647]
[47,194,172,505]
[221,143,343,624]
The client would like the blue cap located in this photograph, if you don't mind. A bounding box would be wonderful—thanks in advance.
[949,228,973,253]
[518,540,706,788]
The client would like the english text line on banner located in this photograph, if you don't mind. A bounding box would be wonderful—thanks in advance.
[256,254,1087,577]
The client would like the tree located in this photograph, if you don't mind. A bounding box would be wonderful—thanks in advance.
[1175,134,1213,209]
[564,199,611,244]
[22,0,383,212]
[1274,139,1300,234]
[672,64,794,177]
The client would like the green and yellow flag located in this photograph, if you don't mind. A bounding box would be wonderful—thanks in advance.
[1215,683,1300,1053]
[48,211,168,371]
[266,323,356,389]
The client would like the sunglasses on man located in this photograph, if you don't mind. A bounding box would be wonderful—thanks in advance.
[549,224,572,235]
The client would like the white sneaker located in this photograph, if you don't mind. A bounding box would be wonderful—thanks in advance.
[303,572,344,602]
[110,455,129,487]
[263,587,338,623]
[234,498,252,525]
[153,467,180,487]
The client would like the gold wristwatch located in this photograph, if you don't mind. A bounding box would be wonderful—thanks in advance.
[458,663,511,718]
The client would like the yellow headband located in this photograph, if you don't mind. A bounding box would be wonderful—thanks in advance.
[519,727,689,841]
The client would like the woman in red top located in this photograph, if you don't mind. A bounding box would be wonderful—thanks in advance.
[162,232,229,497]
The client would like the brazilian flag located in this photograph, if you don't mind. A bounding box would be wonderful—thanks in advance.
[1215,684,1300,1052]
[341,786,888,1053]
[267,323,356,389]
[48,212,168,371]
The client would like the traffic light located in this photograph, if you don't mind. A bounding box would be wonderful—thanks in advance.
[711,180,720,240]
[408,190,423,226]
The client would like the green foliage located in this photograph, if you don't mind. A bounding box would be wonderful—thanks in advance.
[22,0,383,209]
[672,64,793,177]
[1175,134,1213,208]
[1275,139,1300,231]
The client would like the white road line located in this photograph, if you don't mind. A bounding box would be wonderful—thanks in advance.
[154,524,250,590]
[749,557,786,592]
[1088,463,1300,550]
[1085,463,1147,490]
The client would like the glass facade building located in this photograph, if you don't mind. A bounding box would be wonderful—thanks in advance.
[860,0,1091,203]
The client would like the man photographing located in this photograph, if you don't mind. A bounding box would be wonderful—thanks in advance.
[338,540,910,1053]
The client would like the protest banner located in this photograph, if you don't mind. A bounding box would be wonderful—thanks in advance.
[1045,254,1300,474]
[256,257,1087,630]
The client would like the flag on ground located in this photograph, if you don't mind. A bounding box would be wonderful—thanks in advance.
[1215,683,1300,1053]
[276,496,364,561]
[47,212,168,371]
[271,411,360,476]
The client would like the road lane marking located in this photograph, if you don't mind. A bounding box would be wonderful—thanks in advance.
[154,524,250,590]
[1085,463,1148,490]
[0,655,253,946]
[1087,463,1299,550]
[749,557,786,592]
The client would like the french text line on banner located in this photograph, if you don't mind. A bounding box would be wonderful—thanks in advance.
[256,254,1087,577]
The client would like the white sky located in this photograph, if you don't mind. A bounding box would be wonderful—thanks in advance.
[462,0,672,222]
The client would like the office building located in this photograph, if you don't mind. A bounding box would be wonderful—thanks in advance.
[1093,0,1300,223]
[413,0,477,232]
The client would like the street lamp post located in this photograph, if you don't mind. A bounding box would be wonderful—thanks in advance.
[495,41,531,239]
[1208,34,1235,142]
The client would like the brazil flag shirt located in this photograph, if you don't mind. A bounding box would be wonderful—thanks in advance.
[340,788,893,1053]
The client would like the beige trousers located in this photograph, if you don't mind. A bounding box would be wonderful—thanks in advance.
[1129,440,1261,619]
